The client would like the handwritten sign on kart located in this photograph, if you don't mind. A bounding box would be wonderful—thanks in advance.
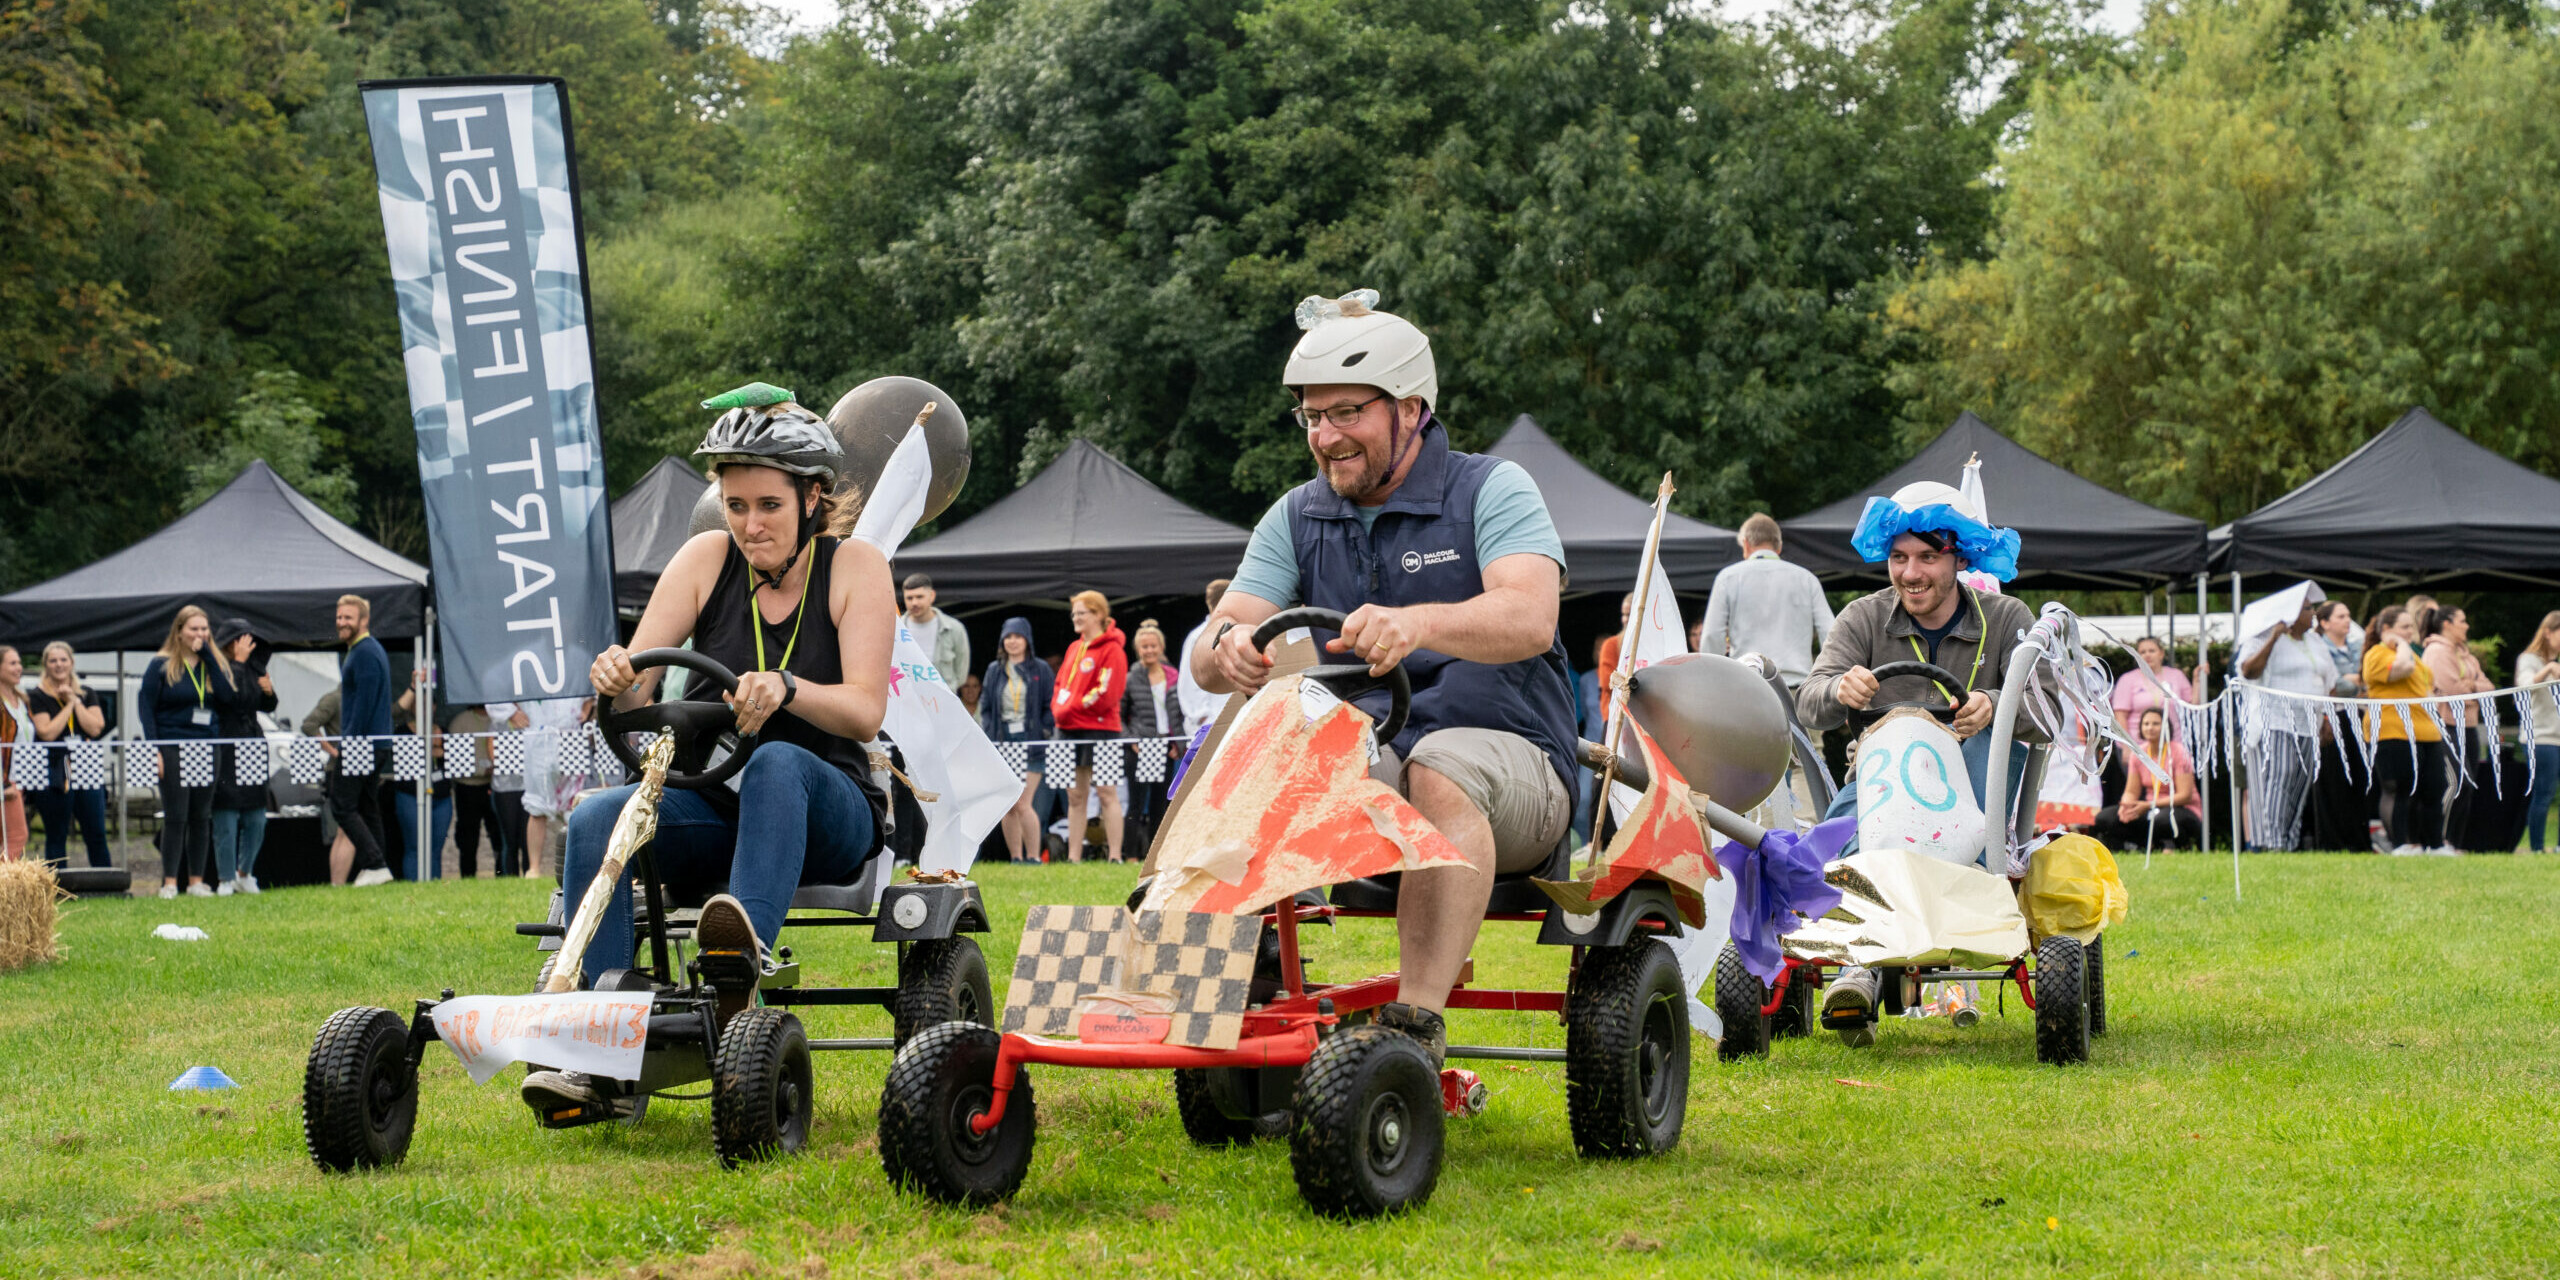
[428,992,653,1084]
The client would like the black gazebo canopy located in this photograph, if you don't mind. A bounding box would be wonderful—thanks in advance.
[890,440,1252,601]
[610,456,709,611]
[1483,415,1739,593]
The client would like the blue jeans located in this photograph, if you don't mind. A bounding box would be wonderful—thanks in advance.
[2528,744,2560,852]
[395,789,455,882]
[209,807,268,883]
[1825,731,2031,858]
[562,742,878,982]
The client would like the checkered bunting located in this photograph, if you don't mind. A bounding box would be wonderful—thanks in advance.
[287,737,331,785]
[69,741,109,789]
[445,730,478,776]
[1090,744,1124,786]
[176,742,215,788]
[128,744,158,789]
[994,742,1027,777]
[1043,741,1074,779]
[1134,741,1166,784]
[554,724,589,777]
[340,737,377,777]
[589,727,627,785]
[1000,905,1126,1037]
[1124,911,1260,1050]
[233,739,271,788]
[390,735,429,781]
[490,731,525,775]
[11,742,51,791]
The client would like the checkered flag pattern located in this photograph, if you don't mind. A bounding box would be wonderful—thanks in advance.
[173,743,213,788]
[340,737,377,777]
[233,739,271,788]
[69,741,109,789]
[1134,740,1166,784]
[994,741,1027,777]
[554,725,590,777]
[1090,744,1124,786]
[391,735,429,781]
[1043,741,1074,779]
[1001,905,1126,1037]
[491,731,526,776]
[445,730,478,777]
[287,737,331,785]
[11,742,51,791]
[128,744,159,789]
[589,727,627,785]
[1124,911,1260,1050]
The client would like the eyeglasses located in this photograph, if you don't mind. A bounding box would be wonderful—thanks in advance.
[1293,393,1388,431]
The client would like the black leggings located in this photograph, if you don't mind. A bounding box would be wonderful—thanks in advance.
[158,780,215,884]
[451,782,511,877]
[2373,739,2448,849]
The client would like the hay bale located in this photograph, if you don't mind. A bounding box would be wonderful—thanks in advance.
[0,860,65,971]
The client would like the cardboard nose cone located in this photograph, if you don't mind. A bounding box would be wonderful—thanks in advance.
[1622,653,1792,810]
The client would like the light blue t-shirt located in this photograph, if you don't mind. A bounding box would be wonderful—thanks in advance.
[1227,459,1567,606]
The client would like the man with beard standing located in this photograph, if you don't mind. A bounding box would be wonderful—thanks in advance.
[333,594,396,887]
[1193,290,1577,1066]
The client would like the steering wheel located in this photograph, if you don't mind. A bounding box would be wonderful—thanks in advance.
[1250,608,1411,745]
[598,647,760,791]
[1845,659,1967,729]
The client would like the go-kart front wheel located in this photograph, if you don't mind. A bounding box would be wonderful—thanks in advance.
[713,1007,813,1167]
[1566,939,1689,1157]
[880,1023,1035,1205]
[1289,1026,1443,1219]
[2033,935,2091,1065]
[1712,942,1771,1060]
[893,937,993,1049]
[303,1006,418,1172]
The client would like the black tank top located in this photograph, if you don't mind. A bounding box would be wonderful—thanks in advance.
[690,536,886,831]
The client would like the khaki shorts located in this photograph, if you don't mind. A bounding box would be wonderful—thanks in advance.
[1376,727,1571,874]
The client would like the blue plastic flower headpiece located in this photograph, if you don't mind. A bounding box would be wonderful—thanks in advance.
[1849,479,2021,582]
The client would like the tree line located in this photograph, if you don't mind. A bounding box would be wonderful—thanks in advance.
[2,0,2552,594]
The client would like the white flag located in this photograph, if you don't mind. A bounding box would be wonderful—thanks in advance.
[856,424,1015,872]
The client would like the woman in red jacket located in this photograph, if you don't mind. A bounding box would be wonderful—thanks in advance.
[1053,590,1130,862]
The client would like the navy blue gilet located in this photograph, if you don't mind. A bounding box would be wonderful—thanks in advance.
[1284,423,1580,799]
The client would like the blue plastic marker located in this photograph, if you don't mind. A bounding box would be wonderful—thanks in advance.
[168,1066,239,1091]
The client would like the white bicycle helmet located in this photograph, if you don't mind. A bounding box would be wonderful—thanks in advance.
[1283,290,1437,413]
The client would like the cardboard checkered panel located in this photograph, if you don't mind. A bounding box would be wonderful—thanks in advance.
[1125,910,1260,1050]
[1000,905,1126,1036]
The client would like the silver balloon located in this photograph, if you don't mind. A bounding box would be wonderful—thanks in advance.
[687,375,972,537]
[1621,653,1793,810]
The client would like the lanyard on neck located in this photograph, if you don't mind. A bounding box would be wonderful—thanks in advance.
[183,659,209,706]
[1905,591,1987,698]
[751,541,815,673]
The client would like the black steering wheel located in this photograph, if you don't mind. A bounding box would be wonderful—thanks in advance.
[598,647,760,791]
[1250,608,1411,745]
[1846,659,1967,729]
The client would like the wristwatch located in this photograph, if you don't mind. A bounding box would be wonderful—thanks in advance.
[779,670,799,707]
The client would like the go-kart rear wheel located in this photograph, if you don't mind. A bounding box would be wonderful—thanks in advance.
[880,1023,1035,1206]
[2086,933,2108,1036]
[1771,966,1819,1040]
[893,937,994,1049]
[1566,939,1689,1156]
[712,1008,813,1167]
[1712,942,1771,1061]
[303,1007,417,1172]
[2033,935,2090,1066]
[1289,1026,1442,1219]
[1173,1068,1292,1146]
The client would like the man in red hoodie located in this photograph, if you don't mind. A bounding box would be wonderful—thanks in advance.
[1054,589,1132,861]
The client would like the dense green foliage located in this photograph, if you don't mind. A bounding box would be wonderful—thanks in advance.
[1,0,2554,594]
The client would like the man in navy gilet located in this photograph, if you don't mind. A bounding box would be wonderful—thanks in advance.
[1193,289,1578,1064]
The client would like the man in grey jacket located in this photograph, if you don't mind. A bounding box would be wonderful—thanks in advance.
[901,574,972,689]
[1699,513,1833,689]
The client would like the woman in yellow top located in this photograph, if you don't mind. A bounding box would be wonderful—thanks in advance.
[2361,606,2448,855]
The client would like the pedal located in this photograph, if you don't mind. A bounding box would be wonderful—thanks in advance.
[1820,1007,1873,1031]
[695,946,761,996]
[1441,1067,1487,1118]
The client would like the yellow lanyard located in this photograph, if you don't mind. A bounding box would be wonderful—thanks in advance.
[1904,591,1988,698]
[750,541,815,673]
[183,659,209,706]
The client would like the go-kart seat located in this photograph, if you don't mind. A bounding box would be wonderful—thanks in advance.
[1326,835,1573,914]
[653,850,900,918]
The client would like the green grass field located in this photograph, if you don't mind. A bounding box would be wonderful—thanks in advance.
[5,855,2557,1279]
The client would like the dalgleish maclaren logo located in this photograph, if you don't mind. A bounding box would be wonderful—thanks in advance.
[1400,551,1423,573]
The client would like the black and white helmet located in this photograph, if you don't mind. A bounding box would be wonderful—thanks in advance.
[693,382,844,486]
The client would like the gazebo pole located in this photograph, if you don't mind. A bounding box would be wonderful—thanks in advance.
[2195,572,2210,853]
[2229,570,2244,872]
[116,650,128,871]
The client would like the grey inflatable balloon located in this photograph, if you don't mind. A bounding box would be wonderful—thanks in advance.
[687,377,972,537]
[1620,653,1793,810]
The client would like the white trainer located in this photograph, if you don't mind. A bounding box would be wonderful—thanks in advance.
[2388,844,2424,857]
[239,875,261,895]
[2427,845,2463,857]
[157,883,179,899]
[215,880,235,897]
[351,868,395,887]
[186,882,214,897]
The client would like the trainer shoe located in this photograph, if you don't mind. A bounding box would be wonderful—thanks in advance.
[520,1070,635,1124]
[215,880,235,897]
[2428,844,2463,857]
[238,875,261,895]
[1375,1002,1447,1068]
[1822,964,1882,1033]
[351,867,395,887]
[186,882,214,898]
[157,883,179,899]
[692,893,764,1021]
[2388,844,2424,857]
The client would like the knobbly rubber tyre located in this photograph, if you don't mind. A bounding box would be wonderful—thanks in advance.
[1566,940,1690,1156]
[892,937,994,1049]
[1771,966,1819,1040]
[2033,935,2090,1066]
[2086,933,2108,1036]
[1289,1026,1442,1219]
[55,867,131,897]
[880,1023,1035,1205]
[1712,941,1771,1061]
[303,1006,417,1172]
[1173,1068,1291,1146]
[712,1007,813,1167]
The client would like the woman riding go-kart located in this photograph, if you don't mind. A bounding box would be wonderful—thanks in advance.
[525,383,900,1118]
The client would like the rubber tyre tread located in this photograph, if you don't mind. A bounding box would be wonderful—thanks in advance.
[2033,935,2090,1065]
[893,937,994,1050]
[303,1006,417,1172]
[1566,940,1690,1157]
[2086,933,2107,1036]
[1172,1069,1289,1146]
[1288,1026,1442,1219]
[712,1007,813,1168]
[1712,941,1772,1061]
[879,1022,1035,1206]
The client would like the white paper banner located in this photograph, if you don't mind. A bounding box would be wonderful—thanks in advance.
[428,991,654,1086]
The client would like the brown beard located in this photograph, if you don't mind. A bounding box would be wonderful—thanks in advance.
[1311,439,1392,501]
